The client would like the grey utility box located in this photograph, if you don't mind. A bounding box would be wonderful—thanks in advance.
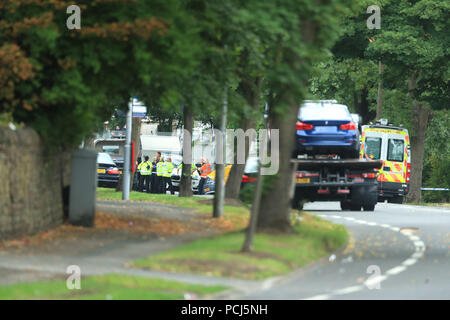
[68,149,97,227]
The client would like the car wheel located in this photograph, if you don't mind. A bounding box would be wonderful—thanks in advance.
[350,204,361,211]
[363,204,375,211]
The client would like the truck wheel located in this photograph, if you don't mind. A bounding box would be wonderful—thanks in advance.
[350,204,361,211]
[363,204,375,211]
[340,201,351,211]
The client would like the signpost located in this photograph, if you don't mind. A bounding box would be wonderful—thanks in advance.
[123,97,147,200]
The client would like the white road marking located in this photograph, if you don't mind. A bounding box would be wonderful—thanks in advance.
[304,294,332,300]
[386,266,407,275]
[411,252,424,259]
[402,258,418,266]
[414,241,425,250]
[333,285,364,295]
[364,275,388,287]
[302,214,426,300]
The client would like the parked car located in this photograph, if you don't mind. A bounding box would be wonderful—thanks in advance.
[202,158,259,195]
[170,163,201,193]
[97,152,120,188]
[296,100,360,158]
[94,139,124,173]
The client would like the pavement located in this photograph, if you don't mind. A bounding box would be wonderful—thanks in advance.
[0,200,449,300]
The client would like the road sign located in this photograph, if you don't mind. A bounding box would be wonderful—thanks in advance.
[132,105,147,118]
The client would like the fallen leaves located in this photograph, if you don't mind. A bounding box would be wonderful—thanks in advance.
[0,211,245,250]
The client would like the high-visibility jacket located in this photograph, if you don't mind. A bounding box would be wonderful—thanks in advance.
[139,161,152,175]
[199,163,212,178]
[156,161,164,176]
[163,162,174,177]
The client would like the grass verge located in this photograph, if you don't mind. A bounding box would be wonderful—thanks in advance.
[132,213,348,280]
[97,187,250,230]
[0,274,228,300]
[97,187,249,215]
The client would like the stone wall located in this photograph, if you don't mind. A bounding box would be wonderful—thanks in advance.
[0,126,70,240]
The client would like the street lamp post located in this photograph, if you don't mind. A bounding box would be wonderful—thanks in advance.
[122,99,133,200]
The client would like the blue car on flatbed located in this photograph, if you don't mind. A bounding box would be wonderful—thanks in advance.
[295,100,360,159]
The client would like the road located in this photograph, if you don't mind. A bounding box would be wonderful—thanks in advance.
[234,202,450,300]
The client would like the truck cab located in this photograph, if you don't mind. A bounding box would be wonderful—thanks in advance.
[360,119,411,204]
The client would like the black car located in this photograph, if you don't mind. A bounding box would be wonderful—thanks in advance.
[97,152,120,187]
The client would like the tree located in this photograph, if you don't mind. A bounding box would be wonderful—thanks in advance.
[365,0,450,202]
[0,1,203,221]
[312,0,449,203]
[254,0,357,232]
[0,1,172,148]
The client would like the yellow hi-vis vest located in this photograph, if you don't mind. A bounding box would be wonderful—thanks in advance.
[164,162,174,177]
[156,161,164,176]
[139,161,151,175]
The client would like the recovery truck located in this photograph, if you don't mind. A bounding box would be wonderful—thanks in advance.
[292,119,408,211]
[292,157,382,211]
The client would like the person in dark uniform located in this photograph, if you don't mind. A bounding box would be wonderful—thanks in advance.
[150,156,158,193]
[133,156,142,191]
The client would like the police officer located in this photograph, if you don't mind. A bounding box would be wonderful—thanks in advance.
[156,156,165,193]
[138,156,151,192]
[164,157,175,195]
[150,156,158,193]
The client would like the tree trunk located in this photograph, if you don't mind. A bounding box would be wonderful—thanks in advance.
[256,20,316,233]
[179,105,193,197]
[130,117,141,190]
[405,72,430,203]
[116,117,141,192]
[354,88,373,124]
[225,77,261,199]
[376,61,384,120]
[256,98,298,233]
[242,163,263,252]
[225,117,254,199]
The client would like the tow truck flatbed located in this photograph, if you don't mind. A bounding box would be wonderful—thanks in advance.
[291,159,383,170]
[291,158,383,211]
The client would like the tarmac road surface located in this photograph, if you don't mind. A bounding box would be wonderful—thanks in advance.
[234,202,450,300]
